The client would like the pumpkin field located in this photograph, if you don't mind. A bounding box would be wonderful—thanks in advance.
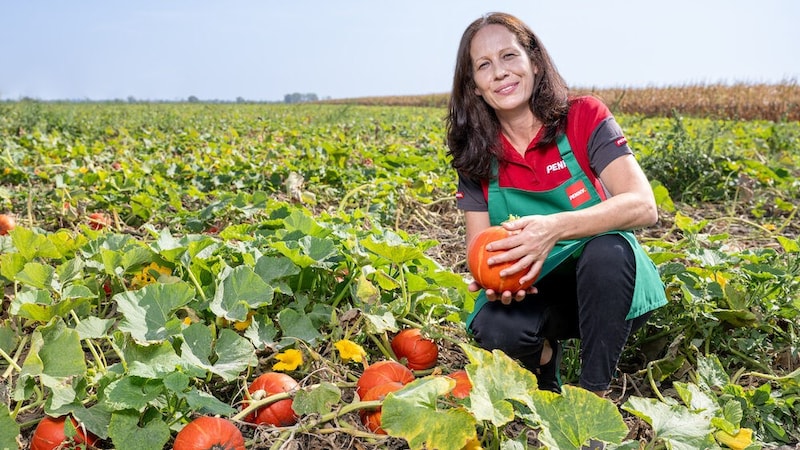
[0,89,799,449]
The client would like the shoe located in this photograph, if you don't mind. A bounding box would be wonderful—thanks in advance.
[536,339,562,393]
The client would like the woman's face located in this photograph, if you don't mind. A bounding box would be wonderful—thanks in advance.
[470,24,536,116]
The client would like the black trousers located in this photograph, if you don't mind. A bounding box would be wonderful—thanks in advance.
[469,233,651,391]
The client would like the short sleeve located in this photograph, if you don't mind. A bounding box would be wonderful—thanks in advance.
[456,174,488,211]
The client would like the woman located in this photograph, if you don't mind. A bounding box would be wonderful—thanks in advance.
[447,12,666,396]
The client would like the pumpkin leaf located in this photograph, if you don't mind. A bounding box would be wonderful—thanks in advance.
[293,382,342,415]
[622,396,716,450]
[0,403,20,450]
[108,410,170,450]
[533,386,628,449]
[115,282,195,344]
[179,324,258,381]
[460,343,537,426]
[381,377,477,450]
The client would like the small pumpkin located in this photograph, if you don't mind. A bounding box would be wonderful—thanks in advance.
[0,214,15,235]
[30,415,97,450]
[359,381,405,434]
[446,370,472,399]
[87,212,112,230]
[243,372,299,426]
[467,225,537,292]
[356,360,415,399]
[390,328,438,370]
[173,416,245,450]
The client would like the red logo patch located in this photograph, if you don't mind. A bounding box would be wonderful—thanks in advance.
[455,192,465,199]
[566,180,591,208]
[615,136,628,147]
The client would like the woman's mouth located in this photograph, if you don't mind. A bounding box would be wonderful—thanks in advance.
[495,82,518,95]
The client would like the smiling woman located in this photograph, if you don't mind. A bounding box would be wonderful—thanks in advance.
[446,13,668,419]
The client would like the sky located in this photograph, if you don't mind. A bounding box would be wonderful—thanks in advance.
[1,0,798,102]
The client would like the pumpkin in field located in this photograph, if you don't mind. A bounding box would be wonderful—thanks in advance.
[467,225,537,292]
[359,381,405,434]
[173,416,245,450]
[390,328,438,370]
[243,372,299,426]
[446,370,472,399]
[0,214,15,235]
[356,360,415,399]
[30,415,97,450]
[87,212,112,230]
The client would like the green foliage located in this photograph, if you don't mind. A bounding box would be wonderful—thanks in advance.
[0,102,798,448]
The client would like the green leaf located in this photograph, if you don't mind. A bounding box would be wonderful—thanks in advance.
[21,319,86,379]
[354,273,380,304]
[652,181,675,212]
[106,376,165,411]
[179,324,257,381]
[74,316,115,339]
[292,382,341,415]
[622,396,716,450]
[776,235,799,253]
[533,386,628,449]
[209,264,274,322]
[253,255,299,295]
[124,339,182,378]
[115,282,195,344]
[14,262,55,289]
[0,252,26,281]
[108,410,170,450]
[243,313,279,349]
[73,403,113,440]
[277,308,322,344]
[361,232,425,265]
[460,343,537,426]
[0,403,20,450]
[11,227,62,260]
[381,377,477,450]
[695,354,730,389]
[0,324,17,355]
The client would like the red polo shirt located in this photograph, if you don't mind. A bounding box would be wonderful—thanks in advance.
[456,96,633,211]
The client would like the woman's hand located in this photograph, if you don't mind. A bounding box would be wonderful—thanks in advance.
[463,210,542,304]
[484,215,560,286]
[468,279,537,305]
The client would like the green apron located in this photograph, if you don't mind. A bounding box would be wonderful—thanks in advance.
[465,134,666,328]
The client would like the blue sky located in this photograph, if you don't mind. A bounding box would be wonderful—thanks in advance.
[1,0,798,102]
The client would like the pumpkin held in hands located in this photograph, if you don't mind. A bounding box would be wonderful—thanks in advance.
[467,226,537,293]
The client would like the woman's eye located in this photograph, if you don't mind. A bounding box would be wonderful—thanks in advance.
[503,53,516,59]
[477,61,489,70]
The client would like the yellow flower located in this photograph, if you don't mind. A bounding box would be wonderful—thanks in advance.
[272,349,303,371]
[715,427,753,450]
[233,310,255,331]
[130,262,172,288]
[461,436,482,450]
[334,339,366,363]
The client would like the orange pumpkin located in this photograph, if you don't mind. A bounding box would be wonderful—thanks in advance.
[446,370,472,399]
[467,226,536,292]
[390,328,438,370]
[243,372,299,426]
[356,360,415,399]
[359,381,405,434]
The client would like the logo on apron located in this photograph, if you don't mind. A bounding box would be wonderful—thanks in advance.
[566,180,591,208]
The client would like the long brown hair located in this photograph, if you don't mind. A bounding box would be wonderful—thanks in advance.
[446,12,570,180]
